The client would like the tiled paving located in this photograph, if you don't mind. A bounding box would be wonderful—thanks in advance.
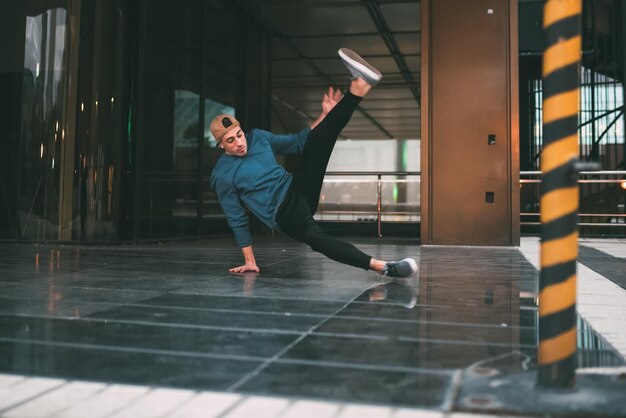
[0,236,624,417]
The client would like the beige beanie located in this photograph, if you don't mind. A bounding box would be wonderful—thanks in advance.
[210,114,240,144]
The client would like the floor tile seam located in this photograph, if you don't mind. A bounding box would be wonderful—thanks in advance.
[0,295,160,306]
[101,304,344,319]
[305,330,535,345]
[170,290,365,305]
[0,379,68,415]
[421,244,524,251]
[0,311,537,333]
[262,257,305,268]
[0,287,354,305]
[0,284,161,295]
[0,336,270,363]
[0,299,352,321]
[0,313,537,347]
[224,289,369,392]
[33,265,118,276]
[331,314,537,329]
[397,335,536,350]
[34,299,345,319]
[307,331,388,341]
[351,300,453,308]
[272,357,458,376]
[0,296,509,322]
[0,314,307,336]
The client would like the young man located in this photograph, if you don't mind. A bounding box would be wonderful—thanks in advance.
[210,48,417,278]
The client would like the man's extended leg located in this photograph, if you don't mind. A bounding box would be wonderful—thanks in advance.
[293,82,366,214]
[294,49,381,213]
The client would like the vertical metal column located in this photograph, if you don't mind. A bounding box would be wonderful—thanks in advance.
[377,174,382,238]
[58,0,82,241]
[538,0,582,388]
[622,0,626,198]
[132,0,147,243]
[196,1,207,236]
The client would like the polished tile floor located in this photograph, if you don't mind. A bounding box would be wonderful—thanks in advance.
[0,237,624,414]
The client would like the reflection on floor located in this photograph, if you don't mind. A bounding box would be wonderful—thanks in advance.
[0,237,623,410]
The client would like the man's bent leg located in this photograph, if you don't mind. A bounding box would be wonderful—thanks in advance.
[302,221,371,270]
[277,185,371,270]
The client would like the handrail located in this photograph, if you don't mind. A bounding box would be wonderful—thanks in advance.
[141,170,624,177]
[521,179,626,183]
[140,170,625,232]
[521,170,626,175]
[325,171,421,176]
[324,171,420,237]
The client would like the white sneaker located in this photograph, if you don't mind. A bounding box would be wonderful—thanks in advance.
[338,48,383,86]
[383,257,418,278]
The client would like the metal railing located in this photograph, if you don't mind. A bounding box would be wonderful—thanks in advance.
[520,170,626,227]
[320,171,420,237]
[319,170,626,233]
[139,170,626,235]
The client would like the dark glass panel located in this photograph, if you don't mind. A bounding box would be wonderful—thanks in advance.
[139,0,204,239]
[73,0,133,240]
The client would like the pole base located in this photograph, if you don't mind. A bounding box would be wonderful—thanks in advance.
[456,367,626,417]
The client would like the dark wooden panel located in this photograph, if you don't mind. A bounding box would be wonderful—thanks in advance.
[426,0,517,245]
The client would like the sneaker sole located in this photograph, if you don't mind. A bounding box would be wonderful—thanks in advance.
[338,48,382,82]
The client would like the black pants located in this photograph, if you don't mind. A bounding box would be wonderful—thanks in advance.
[276,92,372,270]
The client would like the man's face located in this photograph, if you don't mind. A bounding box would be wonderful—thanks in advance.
[219,127,247,156]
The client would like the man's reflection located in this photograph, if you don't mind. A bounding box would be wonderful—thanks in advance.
[368,281,417,309]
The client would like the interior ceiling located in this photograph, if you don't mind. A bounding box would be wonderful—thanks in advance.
[239,0,421,140]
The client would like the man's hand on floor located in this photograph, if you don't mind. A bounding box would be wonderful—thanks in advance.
[229,262,260,273]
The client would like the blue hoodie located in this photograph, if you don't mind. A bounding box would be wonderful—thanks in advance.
[210,127,311,247]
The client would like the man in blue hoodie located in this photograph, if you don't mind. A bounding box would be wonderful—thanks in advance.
[210,48,417,278]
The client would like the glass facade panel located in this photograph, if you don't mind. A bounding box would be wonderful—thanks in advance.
[73,0,133,241]
[139,0,203,239]
[199,1,249,234]
[0,2,70,240]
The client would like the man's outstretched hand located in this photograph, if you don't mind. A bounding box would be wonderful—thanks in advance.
[229,262,260,273]
[311,87,344,129]
[322,86,343,114]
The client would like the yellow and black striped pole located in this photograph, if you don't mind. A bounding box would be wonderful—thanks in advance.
[538,0,582,388]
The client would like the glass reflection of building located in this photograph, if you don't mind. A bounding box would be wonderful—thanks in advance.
[1,0,260,242]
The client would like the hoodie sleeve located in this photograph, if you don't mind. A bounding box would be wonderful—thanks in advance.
[257,128,311,155]
[211,175,252,248]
